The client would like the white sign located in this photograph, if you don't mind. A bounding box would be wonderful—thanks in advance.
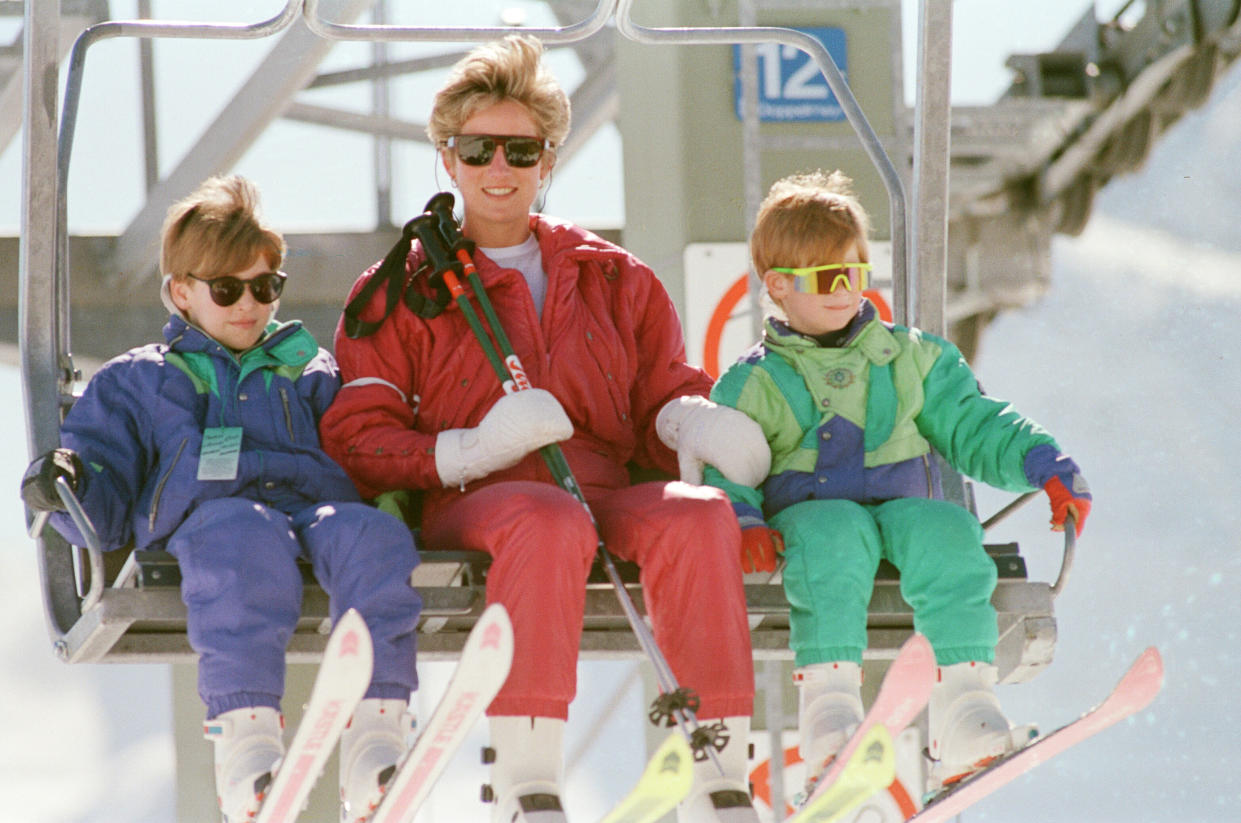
[683,242,893,378]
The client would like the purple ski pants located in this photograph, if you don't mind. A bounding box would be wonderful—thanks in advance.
[166,497,421,718]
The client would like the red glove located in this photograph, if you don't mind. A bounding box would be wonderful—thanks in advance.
[740,526,784,573]
[1044,475,1091,538]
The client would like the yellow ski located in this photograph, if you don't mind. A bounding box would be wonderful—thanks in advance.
[599,733,695,823]
[787,725,895,823]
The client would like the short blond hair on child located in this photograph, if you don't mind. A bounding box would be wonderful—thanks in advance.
[426,34,571,154]
[161,175,285,283]
[751,169,871,276]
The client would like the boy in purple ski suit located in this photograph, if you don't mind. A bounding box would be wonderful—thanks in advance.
[20,176,422,822]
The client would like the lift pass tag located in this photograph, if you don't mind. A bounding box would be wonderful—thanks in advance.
[198,427,242,481]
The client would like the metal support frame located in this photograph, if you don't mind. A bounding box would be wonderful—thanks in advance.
[105,1,372,284]
[21,0,76,648]
[911,0,952,336]
[371,0,394,228]
[302,0,615,43]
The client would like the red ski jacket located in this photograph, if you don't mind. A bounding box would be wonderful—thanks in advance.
[320,214,712,523]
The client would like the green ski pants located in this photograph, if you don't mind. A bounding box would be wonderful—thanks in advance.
[772,497,997,667]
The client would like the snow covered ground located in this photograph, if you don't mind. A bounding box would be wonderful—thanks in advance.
[966,213,1241,822]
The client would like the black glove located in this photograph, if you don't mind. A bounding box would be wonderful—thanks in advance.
[20,448,83,512]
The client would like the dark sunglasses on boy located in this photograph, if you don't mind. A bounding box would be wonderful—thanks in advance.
[186,271,287,307]
[446,134,552,168]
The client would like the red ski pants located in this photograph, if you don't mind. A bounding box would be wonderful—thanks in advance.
[422,480,755,720]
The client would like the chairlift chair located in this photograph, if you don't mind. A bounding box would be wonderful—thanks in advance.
[22,1,1071,686]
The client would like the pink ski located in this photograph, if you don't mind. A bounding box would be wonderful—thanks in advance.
[910,646,1164,823]
[364,603,514,823]
[796,632,936,815]
[255,608,373,823]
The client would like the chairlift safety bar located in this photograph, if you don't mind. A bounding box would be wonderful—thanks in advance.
[303,0,614,42]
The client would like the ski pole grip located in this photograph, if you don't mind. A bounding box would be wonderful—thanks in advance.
[424,192,461,246]
[408,214,457,279]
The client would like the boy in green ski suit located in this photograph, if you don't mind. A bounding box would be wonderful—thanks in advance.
[705,170,1092,795]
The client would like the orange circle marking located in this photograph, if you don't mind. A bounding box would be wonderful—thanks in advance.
[701,276,894,379]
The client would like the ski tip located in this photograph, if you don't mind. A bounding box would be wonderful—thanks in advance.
[1095,646,1165,721]
[598,733,694,823]
[901,633,936,672]
[647,733,694,797]
[788,726,895,823]
[904,632,933,656]
[479,601,512,629]
[1131,646,1165,694]
[478,602,513,642]
[853,724,896,786]
[886,632,936,707]
[331,608,374,661]
[465,603,515,671]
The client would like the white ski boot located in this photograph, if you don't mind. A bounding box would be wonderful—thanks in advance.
[794,661,864,799]
[677,716,760,823]
[204,706,285,823]
[927,662,1036,792]
[339,698,415,823]
[484,716,567,823]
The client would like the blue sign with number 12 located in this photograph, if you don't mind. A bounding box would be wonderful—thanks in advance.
[733,27,847,122]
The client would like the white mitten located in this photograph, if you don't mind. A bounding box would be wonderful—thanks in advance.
[435,389,573,488]
[655,395,771,486]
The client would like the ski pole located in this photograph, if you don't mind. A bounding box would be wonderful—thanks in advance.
[410,195,728,770]
[422,194,584,497]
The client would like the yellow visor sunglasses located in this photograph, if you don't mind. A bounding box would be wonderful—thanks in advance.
[772,262,872,294]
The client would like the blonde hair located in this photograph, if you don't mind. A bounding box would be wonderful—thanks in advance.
[426,34,571,152]
[750,169,871,276]
[160,175,285,282]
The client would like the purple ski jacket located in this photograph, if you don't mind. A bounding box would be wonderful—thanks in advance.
[50,315,361,551]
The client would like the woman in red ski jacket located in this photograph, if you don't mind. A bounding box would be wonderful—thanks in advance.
[320,35,771,823]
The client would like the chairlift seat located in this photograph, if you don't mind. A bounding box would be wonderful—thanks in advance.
[51,533,1054,684]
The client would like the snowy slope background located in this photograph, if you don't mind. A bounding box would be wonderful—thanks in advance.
[953,66,1241,821]
[3,26,1241,823]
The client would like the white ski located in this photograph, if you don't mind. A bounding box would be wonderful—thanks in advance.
[364,603,515,823]
[254,607,374,823]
